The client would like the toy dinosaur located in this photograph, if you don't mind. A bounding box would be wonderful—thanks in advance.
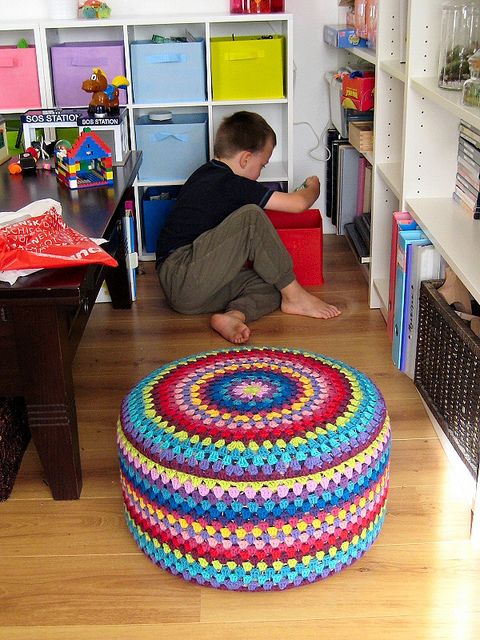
[81,67,129,115]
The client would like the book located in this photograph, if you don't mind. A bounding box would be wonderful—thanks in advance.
[387,212,417,342]
[330,138,351,225]
[459,122,480,148]
[123,200,138,302]
[454,175,480,209]
[326,128,343,219]
[353,213,370,247]
[400,235,432,372]
[453,190,480,219]
[456,173,479,199]
[356,155,368,215]
[363,164,372,213]
[457,159,480,188]
[392,228,429,368]
[337,144,360,234]
[457,148,480,177]
[403,243,442,379]
[460,119,480,137]
[458,136,480,166]
[399,0,408,63]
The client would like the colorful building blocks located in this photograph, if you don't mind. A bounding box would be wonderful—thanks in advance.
[55,130,113,190]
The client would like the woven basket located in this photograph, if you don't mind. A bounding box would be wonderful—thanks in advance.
[415,280,480,479]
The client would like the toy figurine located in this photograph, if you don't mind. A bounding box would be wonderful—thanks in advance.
[79,1,111,19]
[81,67,129,115]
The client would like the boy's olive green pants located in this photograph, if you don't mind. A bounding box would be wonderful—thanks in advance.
[157,205,295,323]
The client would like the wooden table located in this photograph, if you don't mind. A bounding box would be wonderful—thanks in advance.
[0,152,142,499]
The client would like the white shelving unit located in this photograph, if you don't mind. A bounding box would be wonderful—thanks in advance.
[0,13,293,261]
[346,0,480,542]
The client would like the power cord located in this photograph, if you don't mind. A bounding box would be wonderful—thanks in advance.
[293,120,331,162]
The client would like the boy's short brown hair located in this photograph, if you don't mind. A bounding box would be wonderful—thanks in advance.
[214,111,277,159]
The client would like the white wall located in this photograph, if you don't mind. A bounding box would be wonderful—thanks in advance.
[3,0,341,231]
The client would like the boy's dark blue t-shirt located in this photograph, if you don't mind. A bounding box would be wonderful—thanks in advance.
[155,160,273,265]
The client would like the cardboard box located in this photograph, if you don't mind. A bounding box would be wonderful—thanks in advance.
[349,121,373,153]
[265,209,324,286]
[342,73,375,111]
[323,25,368,49]
[210,35,285,100]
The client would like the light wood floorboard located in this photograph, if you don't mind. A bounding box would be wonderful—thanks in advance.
[1,236,478,639]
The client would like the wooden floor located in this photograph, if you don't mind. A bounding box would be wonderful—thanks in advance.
[1,236,479,640]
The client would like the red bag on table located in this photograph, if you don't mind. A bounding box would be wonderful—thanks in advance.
[0,200,117,271]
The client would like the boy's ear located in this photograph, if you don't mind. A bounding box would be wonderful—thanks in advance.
[238,150,252,169]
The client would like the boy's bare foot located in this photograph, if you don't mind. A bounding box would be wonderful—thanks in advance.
[280,280,341,319]
[211,310,251,344]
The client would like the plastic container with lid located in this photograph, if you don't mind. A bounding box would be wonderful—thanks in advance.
[438,0,480,90]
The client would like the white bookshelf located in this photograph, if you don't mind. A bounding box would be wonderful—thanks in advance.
[344,0,480,539]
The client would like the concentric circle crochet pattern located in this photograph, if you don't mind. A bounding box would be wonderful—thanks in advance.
[118,346,391,590]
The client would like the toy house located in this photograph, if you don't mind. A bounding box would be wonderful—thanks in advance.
[55,129,113,189]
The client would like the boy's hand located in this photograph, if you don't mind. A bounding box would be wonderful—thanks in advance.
[266,175,321,213]
[304,175,320,193]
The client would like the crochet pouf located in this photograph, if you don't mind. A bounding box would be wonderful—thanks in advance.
[117,346,391,591]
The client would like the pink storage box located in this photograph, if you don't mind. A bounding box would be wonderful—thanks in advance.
[0,46,41,109]
[50,41,126,107]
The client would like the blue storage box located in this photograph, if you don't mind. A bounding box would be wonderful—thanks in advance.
[130,39,206,103]
[135,113,208,182]
[142,186,180,253]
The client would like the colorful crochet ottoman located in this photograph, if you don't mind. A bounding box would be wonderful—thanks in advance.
[118,347,391,590]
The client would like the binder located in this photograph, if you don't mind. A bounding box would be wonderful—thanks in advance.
[399,236,432,372]
[403,244,442,379]
[392,229,429,368]
[330,138,350,226]
[387,212,417,341]
[336,144,360,234]
[326,128,343,218]
[356,156,368,215]
[123,199,138,302]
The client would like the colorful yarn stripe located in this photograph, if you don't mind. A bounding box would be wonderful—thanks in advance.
[118,346,391,590]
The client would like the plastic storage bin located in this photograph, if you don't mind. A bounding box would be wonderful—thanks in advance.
[265,209,324,286]
[135,113,208,182]
[50,41,126,107]
[142,186,180,253]
[130,39,206,103]
[210,35,285,100]
[0,46,41,109]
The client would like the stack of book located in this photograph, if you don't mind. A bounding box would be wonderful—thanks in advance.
[454,120,480,219]
[388,212,442,378]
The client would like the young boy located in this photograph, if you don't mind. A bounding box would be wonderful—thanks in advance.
[156,111,340,344]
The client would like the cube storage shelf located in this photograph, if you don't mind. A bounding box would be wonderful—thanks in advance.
[0,14,293,261]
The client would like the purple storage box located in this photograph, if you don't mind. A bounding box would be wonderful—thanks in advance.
[50,41,126,107]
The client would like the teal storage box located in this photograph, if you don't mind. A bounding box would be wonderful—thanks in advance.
[135,113,208,182]
[130,39,206,103]
[142,186,180,253]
